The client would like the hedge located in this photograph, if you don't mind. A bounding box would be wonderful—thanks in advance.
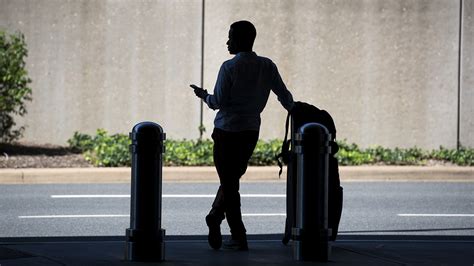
[68,129,474,167]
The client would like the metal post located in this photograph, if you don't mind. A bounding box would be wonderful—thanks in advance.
[125,121,166,262]
[293,122,331,261]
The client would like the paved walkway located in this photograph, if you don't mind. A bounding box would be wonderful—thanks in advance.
[1,235,473,265]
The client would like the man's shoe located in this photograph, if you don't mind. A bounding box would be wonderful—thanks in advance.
[222,239,248,251]
[205,214,222,250]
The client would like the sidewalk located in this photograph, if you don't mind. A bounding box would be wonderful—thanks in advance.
[0,166,472,184]
[1,235,473,265]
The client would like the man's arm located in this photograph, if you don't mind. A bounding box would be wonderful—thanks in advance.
[206,64,232,110]
[271,63,294,111]
[190,64,231,110]
[190,84,208,99]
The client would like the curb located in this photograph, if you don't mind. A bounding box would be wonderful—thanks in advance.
[0,166,472,184]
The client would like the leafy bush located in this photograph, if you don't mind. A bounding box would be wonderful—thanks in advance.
[249,139,283,166]
[164,139,213,166]
[335,140,473,166]
[365,146,426,165]
[429,146,474,166]
[0,31,32,142]
[335,141,373,165]
[336,140,429,165]
[68,129,130,167]
[67,131,94,152]
[86,129,130,167]
[67,131,474,167]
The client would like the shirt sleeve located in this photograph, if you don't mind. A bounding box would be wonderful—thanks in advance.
[205,63,232,110]
[271,63,294,111]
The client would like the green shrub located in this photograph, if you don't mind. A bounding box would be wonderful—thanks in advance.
[67,131,474,167]
[430,146,474,166]
[335,140,473,166]
[365,146,426,165]
[0,31,32,142]
[335,141,373,165]
[67,131,94,152]
[249,139,282,166]
[85,129,130,167]
[68,129,130,167]
[164,139,213,166]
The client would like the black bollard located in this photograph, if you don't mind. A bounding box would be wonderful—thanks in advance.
[125,121,166,262]
[292,122,331,261]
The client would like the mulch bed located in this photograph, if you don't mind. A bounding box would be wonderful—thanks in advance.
[0,143,93,168]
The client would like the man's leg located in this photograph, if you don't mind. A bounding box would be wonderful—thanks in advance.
[208,128,258,250]
[207,129,227,223]
[205,185,227,249]
[205,130,227,250]
[210,185,225,220]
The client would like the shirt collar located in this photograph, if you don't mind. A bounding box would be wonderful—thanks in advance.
[236,51,257,57]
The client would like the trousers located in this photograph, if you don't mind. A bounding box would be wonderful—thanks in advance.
[209,127,259,238]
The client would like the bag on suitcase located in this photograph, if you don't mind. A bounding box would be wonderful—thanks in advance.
[277,101,343,244]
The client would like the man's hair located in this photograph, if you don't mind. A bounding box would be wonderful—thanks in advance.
[230,20,257,50]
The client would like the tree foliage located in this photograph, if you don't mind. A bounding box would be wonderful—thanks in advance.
[0,31,32,143]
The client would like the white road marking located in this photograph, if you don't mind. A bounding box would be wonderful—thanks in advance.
[398,214,474,217]
[51,194,285,198]
[24,194,286,219]
[51,195,129,198]
[242,213,286,217]
[18,214,129,219]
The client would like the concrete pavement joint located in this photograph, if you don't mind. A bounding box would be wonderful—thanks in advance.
[0,166,472,184]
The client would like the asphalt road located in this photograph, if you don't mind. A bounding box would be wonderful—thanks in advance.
[0,182,473,238]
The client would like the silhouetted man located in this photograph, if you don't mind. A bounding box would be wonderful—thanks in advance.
[190,20,294,251]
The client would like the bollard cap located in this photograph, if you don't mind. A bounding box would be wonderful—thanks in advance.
[130,122,165,154]
[131,122,166,144]
[131,122,165,139]
[295,123,331,154]
[297,123,330,138]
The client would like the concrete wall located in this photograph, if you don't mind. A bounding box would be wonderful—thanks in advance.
[204,0,466,148]
[0,0,203,142]
[0,0,472,149]
[461,0,474,148]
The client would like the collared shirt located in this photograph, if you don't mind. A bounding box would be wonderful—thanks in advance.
[205,52,294,132]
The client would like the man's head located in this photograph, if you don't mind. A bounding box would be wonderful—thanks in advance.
[227,20,257,54]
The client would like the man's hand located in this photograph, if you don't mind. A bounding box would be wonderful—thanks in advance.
[190,84,209,100]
